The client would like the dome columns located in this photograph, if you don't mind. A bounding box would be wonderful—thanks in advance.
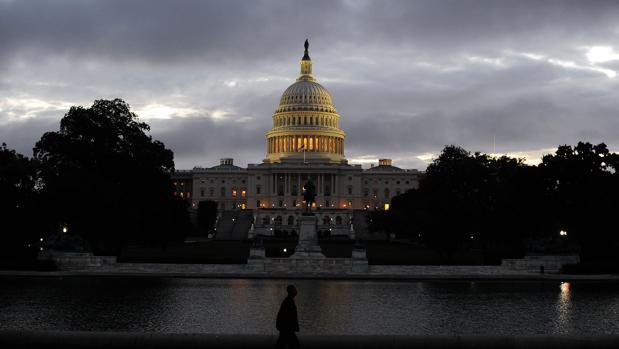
[267,134,344,156]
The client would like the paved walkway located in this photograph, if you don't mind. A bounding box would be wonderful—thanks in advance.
[2,331,619,348]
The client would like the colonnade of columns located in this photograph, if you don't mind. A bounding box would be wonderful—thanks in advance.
[267,135,344,155]
[270,173,337,196]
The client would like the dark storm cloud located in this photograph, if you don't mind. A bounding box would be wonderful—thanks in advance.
[1,0,619,169]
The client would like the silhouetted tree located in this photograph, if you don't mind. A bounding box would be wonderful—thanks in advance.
[539,142,619,261]
[33,99,188,254]
[390,146,540,261]
[388,142,619,264]
[0,143,39,259]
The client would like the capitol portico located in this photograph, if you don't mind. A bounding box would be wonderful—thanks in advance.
[173,40,420,238]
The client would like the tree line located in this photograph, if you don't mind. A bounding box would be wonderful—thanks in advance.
[1,99,190,260]
[376,143,619,263]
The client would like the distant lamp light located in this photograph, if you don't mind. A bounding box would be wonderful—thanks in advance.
[560,281,571,293]
[384,203,390,211]
[40,237,43,242]
[39,247,43,251]
[62,226,68,233]
[283,248,287,253]
[470,235,474,240]
[559,230,568,236]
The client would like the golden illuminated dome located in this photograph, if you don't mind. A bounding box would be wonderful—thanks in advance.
[265,39,346,164]
[276,81,336,114]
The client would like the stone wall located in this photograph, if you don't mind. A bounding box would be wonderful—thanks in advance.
[501,255,580,273]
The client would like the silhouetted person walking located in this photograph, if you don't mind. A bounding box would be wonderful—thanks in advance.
[275,285,300,349]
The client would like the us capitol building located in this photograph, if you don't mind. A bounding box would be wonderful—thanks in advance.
[173,41,420,237]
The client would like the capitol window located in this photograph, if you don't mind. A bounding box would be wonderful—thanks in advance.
[232,189,237,198]
[241,189,246,198]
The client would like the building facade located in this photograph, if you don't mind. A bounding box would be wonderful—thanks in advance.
[174,41,420,237]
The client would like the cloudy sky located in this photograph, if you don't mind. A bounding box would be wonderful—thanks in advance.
[1,0,618,170]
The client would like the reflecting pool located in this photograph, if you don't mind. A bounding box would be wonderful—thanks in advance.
[1,278,618,335]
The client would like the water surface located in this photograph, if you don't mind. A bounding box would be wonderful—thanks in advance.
[1,277,618,335]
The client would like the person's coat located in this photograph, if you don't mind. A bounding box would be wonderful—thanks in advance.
[276,296,299,332]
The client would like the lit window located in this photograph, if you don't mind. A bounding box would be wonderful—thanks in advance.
[384,203,390,211]
[232,189,237,198]
[241,190,246,198]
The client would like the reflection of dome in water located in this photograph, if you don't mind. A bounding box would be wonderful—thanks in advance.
[266,40,346,164]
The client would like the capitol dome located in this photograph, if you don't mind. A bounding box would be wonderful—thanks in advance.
[265,40,346,164]
[276,80,336,114]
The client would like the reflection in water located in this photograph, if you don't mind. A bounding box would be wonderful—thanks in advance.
[1,278,619,335]
[554,282,572,333]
